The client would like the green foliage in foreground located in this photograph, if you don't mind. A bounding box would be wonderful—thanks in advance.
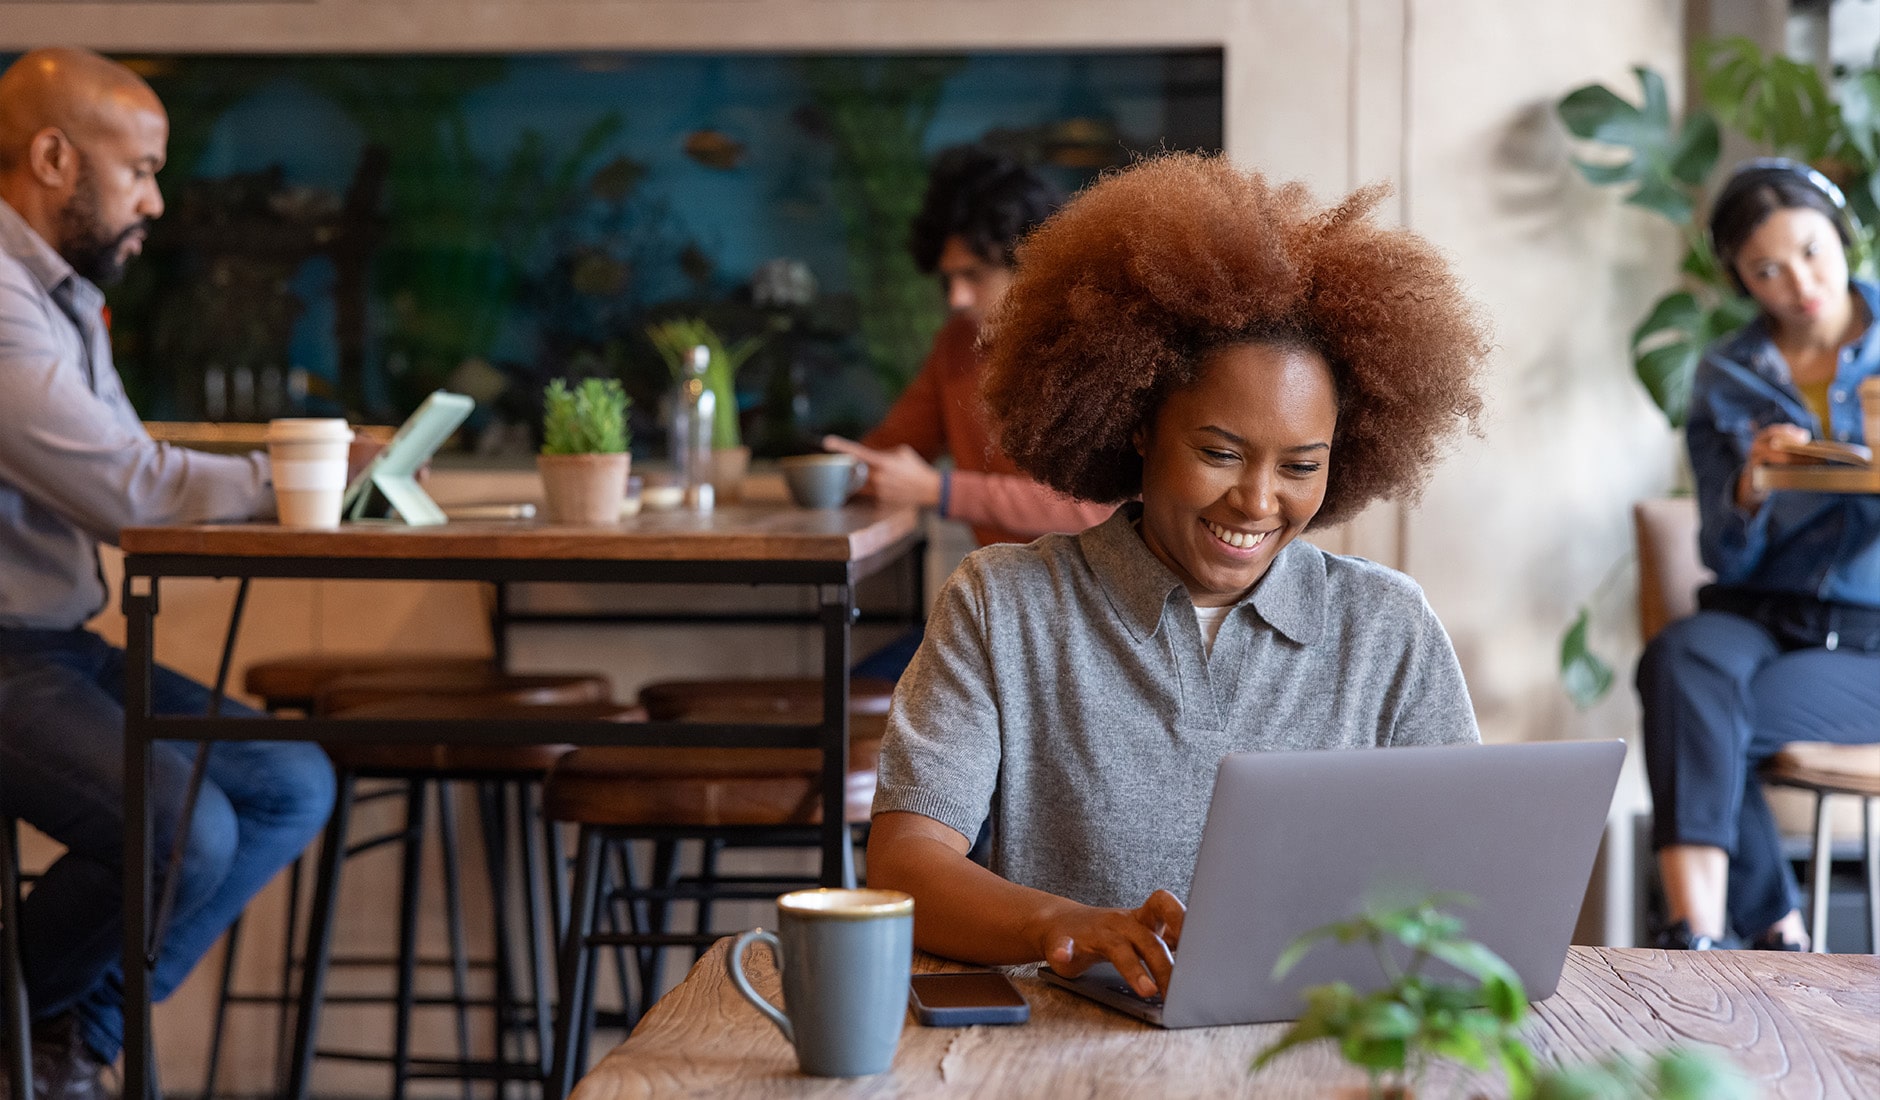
[1252,897,1752,1100]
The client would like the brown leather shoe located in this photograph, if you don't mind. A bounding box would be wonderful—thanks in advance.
[30,1014,111,1100]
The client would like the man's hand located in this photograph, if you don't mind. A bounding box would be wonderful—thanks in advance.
[822,435,943,509]
[346,438,385,484]
[1033,890,1187,998]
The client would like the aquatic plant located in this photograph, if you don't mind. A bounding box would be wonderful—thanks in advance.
[801,56,962,393]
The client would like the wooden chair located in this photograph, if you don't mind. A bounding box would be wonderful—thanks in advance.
[1635,498,1880,951]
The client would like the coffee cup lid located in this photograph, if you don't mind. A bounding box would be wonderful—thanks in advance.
[267,418,354,444]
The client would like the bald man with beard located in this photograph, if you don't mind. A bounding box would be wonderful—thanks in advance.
[0,49,334,1099]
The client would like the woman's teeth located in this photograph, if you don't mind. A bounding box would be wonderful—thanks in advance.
[1204,519,1267,550]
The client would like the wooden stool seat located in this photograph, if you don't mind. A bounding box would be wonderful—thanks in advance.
[321,698,646,775]
[1763,742,1880,797]
[244,654,495,710]
[543,738,881,828]
[314,671,612,716]
[637,676,897,721]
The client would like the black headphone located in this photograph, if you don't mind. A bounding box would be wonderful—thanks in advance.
[1707,157,1852,292]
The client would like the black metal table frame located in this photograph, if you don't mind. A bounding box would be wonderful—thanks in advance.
[119,533,924,1100]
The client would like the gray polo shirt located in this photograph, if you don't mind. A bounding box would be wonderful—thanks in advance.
[872,504,1479,909]
[0,199,271,630]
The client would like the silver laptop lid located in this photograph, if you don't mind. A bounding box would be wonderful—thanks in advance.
[1161,740,1624,1028]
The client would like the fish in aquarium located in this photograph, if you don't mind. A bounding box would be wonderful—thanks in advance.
[683,129,747,170]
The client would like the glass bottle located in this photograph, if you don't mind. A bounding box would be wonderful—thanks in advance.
[680,344,715,511]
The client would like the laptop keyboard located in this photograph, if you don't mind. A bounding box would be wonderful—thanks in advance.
[1102,980,1164,1007]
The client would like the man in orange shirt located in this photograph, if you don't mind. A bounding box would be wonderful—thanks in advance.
[824,146,1115,545]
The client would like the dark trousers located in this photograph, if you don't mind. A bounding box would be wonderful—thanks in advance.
[0,628,334,1061]
[1637,609,1880,937]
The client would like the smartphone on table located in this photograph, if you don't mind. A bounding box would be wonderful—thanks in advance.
[908,970,1030,1026]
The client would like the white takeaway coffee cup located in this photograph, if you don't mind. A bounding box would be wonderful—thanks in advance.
[266,418,354,530]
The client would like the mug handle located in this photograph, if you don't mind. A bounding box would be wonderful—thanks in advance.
[727,929,793,1043]
[848,461,869,494]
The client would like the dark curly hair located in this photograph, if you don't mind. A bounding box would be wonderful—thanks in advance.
[908,145,1063,273]
[982,154,1489,529]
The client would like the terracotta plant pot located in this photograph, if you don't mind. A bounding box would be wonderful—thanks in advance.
[710,445,751,502]
[537,452,630,525]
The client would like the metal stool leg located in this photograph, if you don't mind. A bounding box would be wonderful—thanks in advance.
[288,774,357,1100]
[1810,794,1834,953]
[693,838,724,962]
[390,780,430,1100]
[549,829,604,1100]
[1865,796,1879,955]
[518,784,557,1083]
[435,787,475,1100]
[2,818,33,1100]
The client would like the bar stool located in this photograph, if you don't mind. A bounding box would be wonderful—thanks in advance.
[244,654,504,714]
[636,676,896,724]
[542,726,882,1097]
[290,696,644,1100]
[201,668,612,1099]
[1760,742,1880,952]
[2,817,31,1100]
[632,675,895,942]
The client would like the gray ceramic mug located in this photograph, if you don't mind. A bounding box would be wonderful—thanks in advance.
[780,454,868,508]
[727,888,914,1076]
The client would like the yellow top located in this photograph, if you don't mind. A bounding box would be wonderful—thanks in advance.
[1797,374,1833,431]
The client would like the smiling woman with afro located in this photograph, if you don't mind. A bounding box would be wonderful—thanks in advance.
[866,153,1494,1005]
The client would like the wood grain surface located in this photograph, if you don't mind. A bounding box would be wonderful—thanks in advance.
[120,503,919,563]
[571,944,1880,1099]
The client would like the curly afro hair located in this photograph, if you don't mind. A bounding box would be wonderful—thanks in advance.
[908,145,1064,273]
[981,153,1489,529]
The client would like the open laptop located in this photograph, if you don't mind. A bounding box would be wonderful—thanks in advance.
[1039,740,1625,1028]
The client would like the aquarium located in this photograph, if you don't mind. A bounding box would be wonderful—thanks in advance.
[80,50,1223,456]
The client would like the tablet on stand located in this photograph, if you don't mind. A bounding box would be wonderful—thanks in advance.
[342,390,476,525]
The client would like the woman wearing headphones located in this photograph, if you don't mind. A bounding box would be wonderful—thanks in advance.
[1639,159,1880,951]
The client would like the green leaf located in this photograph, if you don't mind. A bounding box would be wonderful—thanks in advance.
[1650,1048,1757,1100]
[1667,111,1721,186]
[1352,998,1420,1042]
[1630,291,1702,349]
[1555,66,1703,225]
[1340,1032,1408,1072]
[1558,84,1642,141]
[1560,607,1615,708]
[1635,341,1699,428]
[1697,37,1837,157]
[1838,71,1880,165]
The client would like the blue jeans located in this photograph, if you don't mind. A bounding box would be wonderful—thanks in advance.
[1637,610,1880,938]
[0,629,334,1062]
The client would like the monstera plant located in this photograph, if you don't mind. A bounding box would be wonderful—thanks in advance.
[1554,38,1880,706]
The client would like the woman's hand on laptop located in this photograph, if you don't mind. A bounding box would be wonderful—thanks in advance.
[1038,890,1186,999]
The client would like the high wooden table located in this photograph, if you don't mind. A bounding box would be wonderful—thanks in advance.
[116,504,924,1100]
[573,942,1880,1098]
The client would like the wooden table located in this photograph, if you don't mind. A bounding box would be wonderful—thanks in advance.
[115,504,924,1100]
[573,942,1880,1098]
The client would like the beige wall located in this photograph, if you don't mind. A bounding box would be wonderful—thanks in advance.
[4,0,1691,1092]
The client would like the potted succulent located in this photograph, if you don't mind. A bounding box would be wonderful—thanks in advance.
[647,317,763,501]
[538,377,630,525]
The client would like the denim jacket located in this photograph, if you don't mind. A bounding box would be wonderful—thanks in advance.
[1688,279,1880,606]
